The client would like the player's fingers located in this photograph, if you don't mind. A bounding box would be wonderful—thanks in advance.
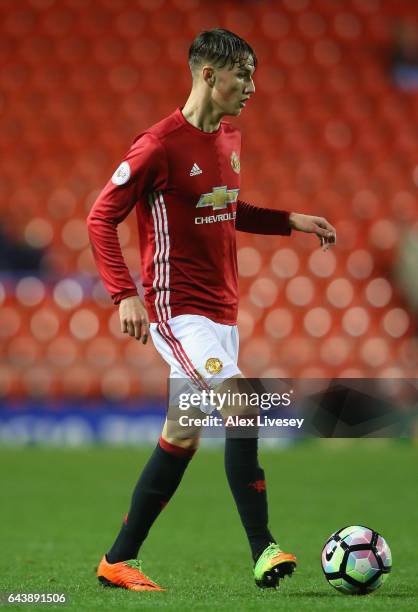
[319,234,336,251]
[133,319,142,341]
[121,318,128,334]
[126,321,135,337]
[315,225,333,238]
[141,318,149,345]
[316,217,336,234]
[316,220,336,243]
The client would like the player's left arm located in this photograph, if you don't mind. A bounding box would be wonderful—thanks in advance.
[236,199,291,236]
[236,200,336,251]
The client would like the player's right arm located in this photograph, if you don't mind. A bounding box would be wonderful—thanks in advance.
[87,133,167,343]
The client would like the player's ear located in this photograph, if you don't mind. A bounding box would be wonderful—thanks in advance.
[202,66,216,87]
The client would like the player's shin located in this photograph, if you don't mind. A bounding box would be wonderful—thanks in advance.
[224,435,275,561]
[106,436,196,563]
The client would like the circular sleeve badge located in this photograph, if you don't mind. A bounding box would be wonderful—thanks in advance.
[111,161,131,185]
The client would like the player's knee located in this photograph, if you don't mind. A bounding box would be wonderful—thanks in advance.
[182,437,200,451]
[162,434,200,452]
[215,374,257,419]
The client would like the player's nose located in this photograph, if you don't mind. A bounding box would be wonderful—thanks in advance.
[245,79,255,95]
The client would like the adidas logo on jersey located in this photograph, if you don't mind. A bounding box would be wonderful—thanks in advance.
[190,163,203,176]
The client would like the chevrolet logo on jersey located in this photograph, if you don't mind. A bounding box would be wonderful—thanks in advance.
[196,186,239,211]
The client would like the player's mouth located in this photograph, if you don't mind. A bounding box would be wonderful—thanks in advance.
[239,98,250,108]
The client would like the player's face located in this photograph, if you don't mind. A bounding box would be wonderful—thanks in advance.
[212,58,256,116]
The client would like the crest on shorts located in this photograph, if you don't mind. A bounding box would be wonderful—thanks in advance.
[205,357,223,375]
[230,151,240,174]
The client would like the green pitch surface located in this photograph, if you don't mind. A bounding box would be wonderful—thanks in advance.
[0,441,417,611]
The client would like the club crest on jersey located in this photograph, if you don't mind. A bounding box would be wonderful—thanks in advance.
[111,161,131,185]
[205,357,223,375]
[196,186,239,211]
[231,151,240,174]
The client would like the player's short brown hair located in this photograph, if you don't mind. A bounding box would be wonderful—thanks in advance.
[188,28,257,72]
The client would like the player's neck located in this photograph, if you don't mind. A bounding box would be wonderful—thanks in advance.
[181,95,223,133]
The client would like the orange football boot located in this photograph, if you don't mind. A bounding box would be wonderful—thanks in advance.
[96,555,165,591]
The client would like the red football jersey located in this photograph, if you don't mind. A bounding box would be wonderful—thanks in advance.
[87,108,291,325]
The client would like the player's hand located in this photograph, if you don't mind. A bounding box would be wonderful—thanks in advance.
[119,296,150,344]
[289,213,337,251]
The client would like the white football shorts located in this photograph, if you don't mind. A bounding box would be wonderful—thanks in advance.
[150,314,241,413]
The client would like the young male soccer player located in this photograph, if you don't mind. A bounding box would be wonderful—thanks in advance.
[87,29,336,592]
